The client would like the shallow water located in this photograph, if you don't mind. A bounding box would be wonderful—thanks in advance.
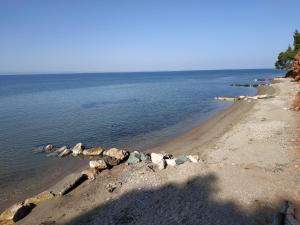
[0,69,283,208]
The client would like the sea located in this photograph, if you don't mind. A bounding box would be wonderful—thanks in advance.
[0,69,284,209]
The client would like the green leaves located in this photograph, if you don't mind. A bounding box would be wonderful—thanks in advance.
[275,30,300,70]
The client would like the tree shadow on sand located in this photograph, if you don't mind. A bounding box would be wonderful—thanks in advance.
[63,174,276,225]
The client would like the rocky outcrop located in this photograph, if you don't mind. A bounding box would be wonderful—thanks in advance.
[286,52,300,81]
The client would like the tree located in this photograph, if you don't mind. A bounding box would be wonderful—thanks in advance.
[275,30,300,70]
[294,30,300,52]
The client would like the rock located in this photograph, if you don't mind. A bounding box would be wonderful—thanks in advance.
[166,159,177,167]
[151,153,164,164]
[89,159,107,170]
[45,144,54,152]
[0,203,33,224]
[187,155,200,163]
[175,155,190,165]
[72,143,85,156]
[46,152,59,157]
[214,96,236,101]
[157,159,166,170]
[32,146,45,153]
[82,147,104,156]
[58,148,71,157]
[106,181,122,193]
[81,168,98,180]
[24,191,55,206]
[140,152,150,161]
[127,151,141,165]
[161,151,173,159]
[50,172,87,196]
[104,148,128,161]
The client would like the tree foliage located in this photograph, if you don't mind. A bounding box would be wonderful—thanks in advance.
[275,30,300,70]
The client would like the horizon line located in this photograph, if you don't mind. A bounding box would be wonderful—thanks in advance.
[0,67,280,76]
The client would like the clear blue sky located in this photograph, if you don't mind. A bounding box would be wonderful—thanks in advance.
[0,0,299,73]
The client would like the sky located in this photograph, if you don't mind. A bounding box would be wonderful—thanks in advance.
[0,0,300,74]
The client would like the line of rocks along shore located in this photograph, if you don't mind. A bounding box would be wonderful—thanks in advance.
[0,143,200,225]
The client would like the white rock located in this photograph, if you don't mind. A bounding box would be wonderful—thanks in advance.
[72,143,85,156]
[157,159,166,170]
[89,159,107,170]
[45,144,54,152]
[151,153,164,164]
[166,159,177,166]
[187,155,199,163]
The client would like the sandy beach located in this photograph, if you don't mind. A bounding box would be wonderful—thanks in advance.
[4,77,299,225]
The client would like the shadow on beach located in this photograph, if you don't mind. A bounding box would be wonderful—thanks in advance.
[63,174,274,225]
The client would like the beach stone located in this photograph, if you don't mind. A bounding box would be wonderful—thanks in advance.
[89,159,107,170]
[24,191,55,206]
[103,148,128,161]
[127,151,141,164]
[151,153,164,164]
[81,168,98,180]
[0,203,33,224]
[103,156,120,166]
[161,151,173,159]
[140,152,150,161]
[46,152,59,157]
[45,144,54,152]
[32,146,45,153]
[156,159,166,170]
[175,155,191,165]
[166,159,177,167]
[82,147,104,156]
[72,143,85,156]
[187,155,200,163]
[58,148,71,157]
[50,172,87,196]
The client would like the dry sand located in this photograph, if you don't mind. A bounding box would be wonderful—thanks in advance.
[17,78,300,225]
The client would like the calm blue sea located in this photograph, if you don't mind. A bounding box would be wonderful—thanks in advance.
[0,69,283,208]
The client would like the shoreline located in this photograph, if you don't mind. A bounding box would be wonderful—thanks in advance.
[15,76,300,225]
[3,76,296,224]
[147,84,276,156]
[0,83,273,212]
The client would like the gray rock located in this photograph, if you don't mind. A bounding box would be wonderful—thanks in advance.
[175,155,191,165]
[140,152,150,161]
[127,151,141,165]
